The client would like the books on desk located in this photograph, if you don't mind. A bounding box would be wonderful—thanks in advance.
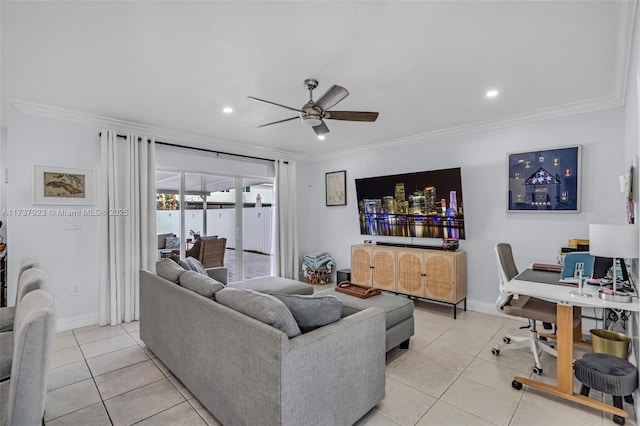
[532,263,562,273]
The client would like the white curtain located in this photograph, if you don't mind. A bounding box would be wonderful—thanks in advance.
[99,130,157,326]
[272,160,298,279]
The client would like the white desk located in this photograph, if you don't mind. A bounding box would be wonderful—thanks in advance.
[506,266,640,418]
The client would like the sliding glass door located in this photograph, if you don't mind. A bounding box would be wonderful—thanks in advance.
[156,171,273,282]
[240,180,273,280]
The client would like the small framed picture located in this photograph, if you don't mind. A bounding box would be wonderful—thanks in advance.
[507,145,581,212]
[33,165,95,205]
[326,170,347,206]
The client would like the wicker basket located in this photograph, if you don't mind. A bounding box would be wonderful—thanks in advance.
[306,267,330,284]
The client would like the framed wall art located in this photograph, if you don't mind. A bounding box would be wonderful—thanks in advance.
[507,145,581,212]
[326,170,347,206]
[33,165,95,205]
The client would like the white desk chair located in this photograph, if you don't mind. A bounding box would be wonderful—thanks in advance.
[492,243,579,375]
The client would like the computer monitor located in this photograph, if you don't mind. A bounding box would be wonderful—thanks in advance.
[593,257,629,281]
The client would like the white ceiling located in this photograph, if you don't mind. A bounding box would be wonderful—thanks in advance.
[2,1,636,161]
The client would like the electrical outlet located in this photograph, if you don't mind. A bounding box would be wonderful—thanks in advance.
[71,285,79,296]
[66,218,81,230]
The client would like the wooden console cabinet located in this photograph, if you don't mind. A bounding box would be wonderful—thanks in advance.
[351,244,466,318]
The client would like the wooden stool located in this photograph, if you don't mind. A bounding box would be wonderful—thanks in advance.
[574,352,638,425]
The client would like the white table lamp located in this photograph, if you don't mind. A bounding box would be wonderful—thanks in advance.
[589,224,639,302]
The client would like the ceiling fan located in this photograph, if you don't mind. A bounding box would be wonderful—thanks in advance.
[248,79,379,136]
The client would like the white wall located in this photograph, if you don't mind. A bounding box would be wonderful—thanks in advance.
[6,107,101,330]
[298,107,628,313]
[0,126,7,243]
[3,91,632,327]
[155,145,274,179]
[4,110,276,330]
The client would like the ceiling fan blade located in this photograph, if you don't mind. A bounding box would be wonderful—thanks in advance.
[313,121,330,136]
[313,85,349,111]
[325,111,379,122]
[257,116,299,128]
[247,96,304,113]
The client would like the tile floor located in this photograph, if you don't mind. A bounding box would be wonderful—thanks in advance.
[44,299,637,426]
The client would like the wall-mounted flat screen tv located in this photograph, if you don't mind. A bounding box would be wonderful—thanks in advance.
[355,167,465,239]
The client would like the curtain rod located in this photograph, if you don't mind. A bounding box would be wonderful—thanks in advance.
[98,132,285,164]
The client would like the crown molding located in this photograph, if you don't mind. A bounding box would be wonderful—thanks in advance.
[9,100,305,162]
[9,93,625,165]
[613,0,637,103]
[312,94,624,162]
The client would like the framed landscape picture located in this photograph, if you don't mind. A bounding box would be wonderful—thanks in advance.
[507,145,581,212]
[326,170,347,206]
[33,165,95,205]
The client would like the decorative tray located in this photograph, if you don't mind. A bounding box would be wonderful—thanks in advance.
[335,281,381,299]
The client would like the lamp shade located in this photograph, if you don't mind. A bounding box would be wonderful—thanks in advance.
[589,224,639,259]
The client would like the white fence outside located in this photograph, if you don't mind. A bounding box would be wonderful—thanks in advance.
[157,207,273,254]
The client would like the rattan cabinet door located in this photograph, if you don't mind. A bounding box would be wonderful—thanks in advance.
[424,253,456,302]
[351,246,373,285]
[397,250,424,297]
[372,248,397,291]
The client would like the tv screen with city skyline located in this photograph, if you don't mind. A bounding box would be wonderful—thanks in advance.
[355,167,465,240]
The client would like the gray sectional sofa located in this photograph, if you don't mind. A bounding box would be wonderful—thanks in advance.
[140,265,386,426]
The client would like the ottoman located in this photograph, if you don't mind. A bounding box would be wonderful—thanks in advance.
[229,276,314,295]
[316,288,414,352]
[574,352,638,425]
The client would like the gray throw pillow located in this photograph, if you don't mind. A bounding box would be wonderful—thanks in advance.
[178,260,191,271]
[215,288,301,338]
[180,271,224,297]
[156,259,187,284]
[185,257,208,275]
[272,294,342,333]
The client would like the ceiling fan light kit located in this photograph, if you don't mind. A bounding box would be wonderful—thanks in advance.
[248,78,379,136]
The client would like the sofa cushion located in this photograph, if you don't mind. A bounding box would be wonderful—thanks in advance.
[165,236,180,249]
[316,288,414,330]
[180,271,224,297]
[229,276,313,295]
[215,288,301,338]
[156,259,187,284]
[272,294,342,333]
[184,257,208,275]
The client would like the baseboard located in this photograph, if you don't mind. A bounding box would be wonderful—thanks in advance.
[56,312,99,332]
[466,300,512,318]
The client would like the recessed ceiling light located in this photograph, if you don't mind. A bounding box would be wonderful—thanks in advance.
[486,90,499,98]
[317,135,326,140]
[223,107,233,114]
